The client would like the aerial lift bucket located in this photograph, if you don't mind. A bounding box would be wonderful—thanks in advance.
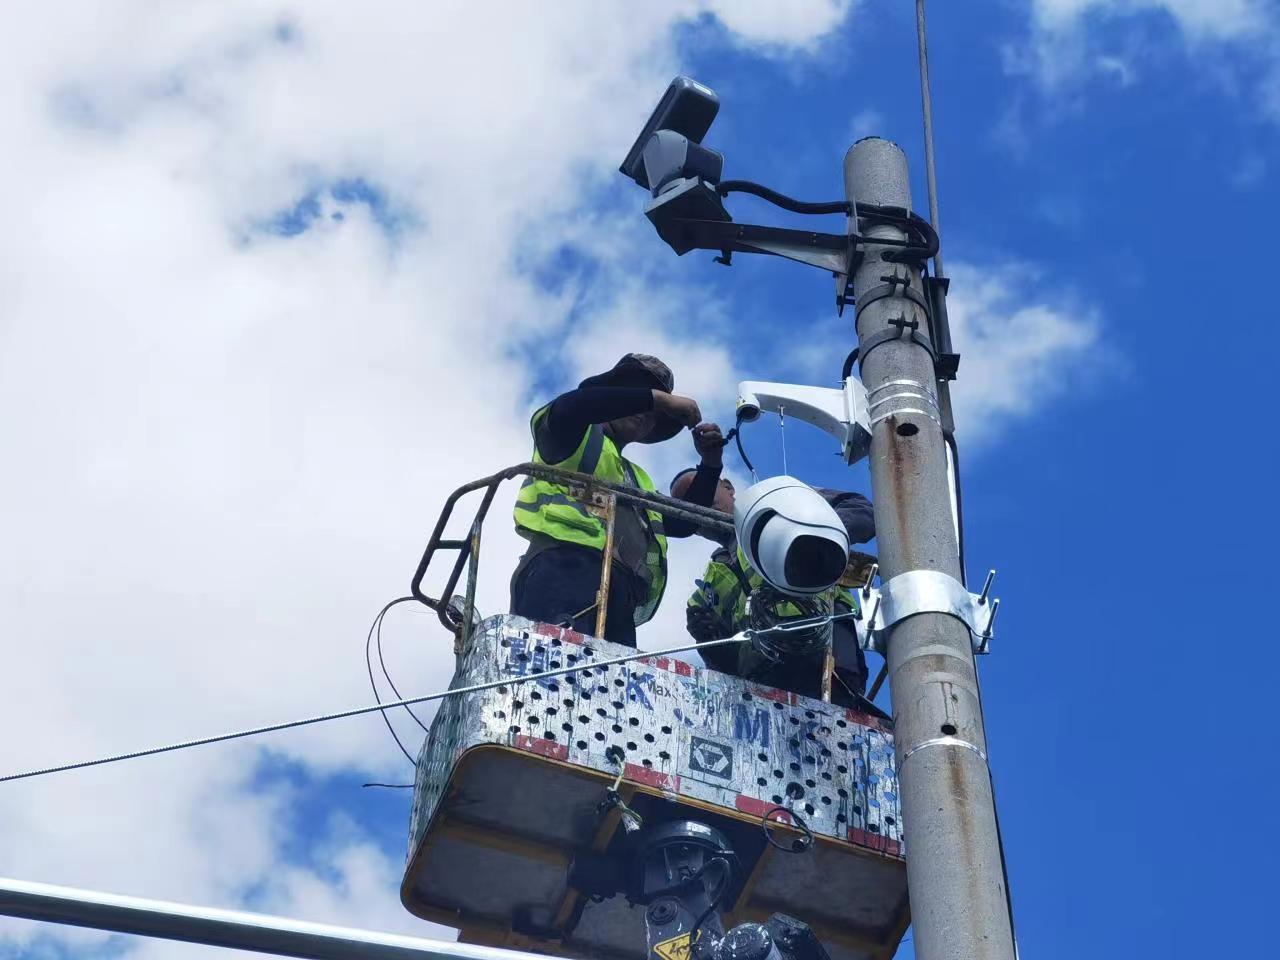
[403,467,908,960]
[400,615,908,960]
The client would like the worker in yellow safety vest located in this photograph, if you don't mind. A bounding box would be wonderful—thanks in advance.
[511,353,726,647]
[672,470,875,707]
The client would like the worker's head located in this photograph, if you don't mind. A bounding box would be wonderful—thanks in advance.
[579,353,683,445]
[670,468,736,541]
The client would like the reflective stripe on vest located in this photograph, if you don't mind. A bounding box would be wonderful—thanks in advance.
[514,405,668,626]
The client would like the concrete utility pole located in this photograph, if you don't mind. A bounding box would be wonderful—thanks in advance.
[844,139,1014,960]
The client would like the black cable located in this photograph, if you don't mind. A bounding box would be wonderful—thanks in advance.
[841,348,859,381]
[761,806,813,854]
[377,597,430,733]
[365,596,420,766]
[689,855,734,948]
[361,782,414,789]
[715,180,851,216]
[855,203,941,260]
[732,411,755,477]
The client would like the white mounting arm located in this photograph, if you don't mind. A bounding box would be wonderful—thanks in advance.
[736,378,872,465]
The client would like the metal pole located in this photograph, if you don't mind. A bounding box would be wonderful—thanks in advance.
[915,0,944,279]
[0,875,556,960]
[844,139,1013,960]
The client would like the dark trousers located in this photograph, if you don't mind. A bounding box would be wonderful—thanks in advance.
[510,544,643,648]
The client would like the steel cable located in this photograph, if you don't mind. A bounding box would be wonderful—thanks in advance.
[0,634,748,785]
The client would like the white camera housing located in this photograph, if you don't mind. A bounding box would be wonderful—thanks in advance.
[733,476,851,596]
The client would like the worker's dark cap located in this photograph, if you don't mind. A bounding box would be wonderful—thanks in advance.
[579,353,683,443]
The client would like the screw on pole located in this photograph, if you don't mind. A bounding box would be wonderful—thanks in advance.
[977,569,996,606]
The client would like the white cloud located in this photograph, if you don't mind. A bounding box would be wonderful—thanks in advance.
[944,262,1104,448]
[0,1,854,954]
[848,108,884,142]
[1012,0,1279,102]
[702,0,855,50]
[1032,0,1267,38]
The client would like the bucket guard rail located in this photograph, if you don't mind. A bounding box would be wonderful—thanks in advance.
[411,462,735,640]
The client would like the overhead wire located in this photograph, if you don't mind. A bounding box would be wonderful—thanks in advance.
[0,634,748,786]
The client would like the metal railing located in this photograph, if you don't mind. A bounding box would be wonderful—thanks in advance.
[410,462,734,645]
[0,875,555,960]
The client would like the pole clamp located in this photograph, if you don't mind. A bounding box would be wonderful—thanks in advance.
[856,568,1000,655]
[854,280,931,324]
[857,317,936,373]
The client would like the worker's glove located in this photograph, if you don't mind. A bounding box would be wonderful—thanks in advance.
[687,605,730,642]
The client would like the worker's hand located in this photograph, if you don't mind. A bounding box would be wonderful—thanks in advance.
[692,422,725,467]
[687,605,728,642]
[652,391,702,429]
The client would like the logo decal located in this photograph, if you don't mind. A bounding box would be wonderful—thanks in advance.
[688,735,733,779]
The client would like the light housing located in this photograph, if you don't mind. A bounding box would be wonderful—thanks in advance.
[620,76,720,190]
[621,76,732,256]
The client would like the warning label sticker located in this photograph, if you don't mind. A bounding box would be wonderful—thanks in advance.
[652,932,693,960]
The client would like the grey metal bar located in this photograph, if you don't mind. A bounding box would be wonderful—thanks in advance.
[0,875,555,960]
[915,0,944,278]
[844,139,1013,960]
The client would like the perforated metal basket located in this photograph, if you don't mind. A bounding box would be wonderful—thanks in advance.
[402,615,908,960]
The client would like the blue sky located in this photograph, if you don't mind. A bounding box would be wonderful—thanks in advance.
[0,2,1276,959]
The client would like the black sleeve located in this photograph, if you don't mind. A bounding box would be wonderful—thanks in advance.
[665,462,722,538]
[816,488,876,544]
[535,386,655,464]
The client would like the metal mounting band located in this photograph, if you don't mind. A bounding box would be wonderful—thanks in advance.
[901,735,988,766]
[867,378,941,428]
[870,407,940,428]
[859,569,999,655]
[867,379,939,411]
[880,569,977,632]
